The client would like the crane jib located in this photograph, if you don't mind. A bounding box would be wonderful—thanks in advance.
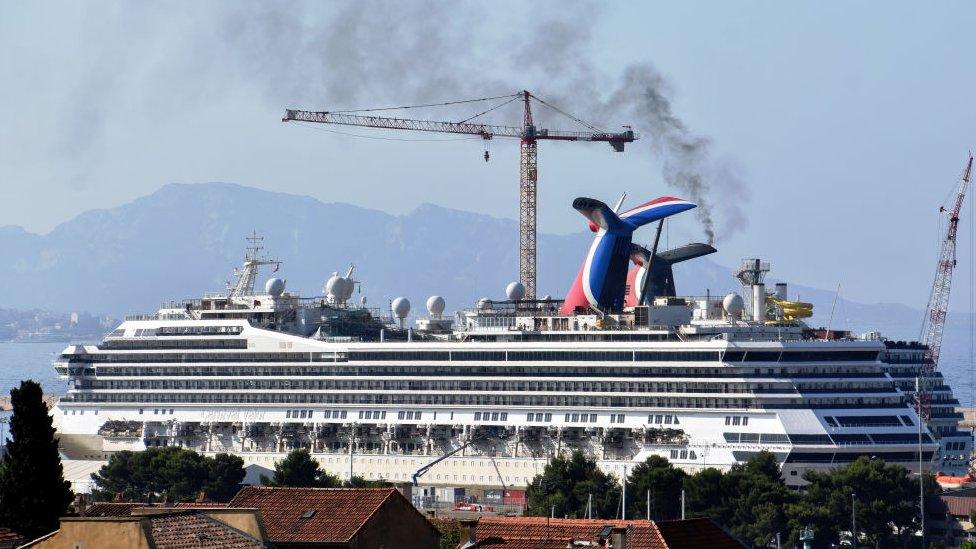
[282,109,637,144]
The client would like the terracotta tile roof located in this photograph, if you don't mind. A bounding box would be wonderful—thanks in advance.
[0,527,25,544]
[147,511,267,549]
[932,494,976,517]
[228,486,399,543]
[473,517,665,549]
[471,516,745,549]
[654,518,747,549]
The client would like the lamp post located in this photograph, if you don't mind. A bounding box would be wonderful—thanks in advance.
[851,492,857,547]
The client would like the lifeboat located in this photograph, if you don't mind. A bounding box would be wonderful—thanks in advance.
[935,473,976,490]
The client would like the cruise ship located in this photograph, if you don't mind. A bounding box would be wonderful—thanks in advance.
[53,195,971,491]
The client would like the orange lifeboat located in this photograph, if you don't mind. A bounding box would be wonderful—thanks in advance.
[935,473,976,490]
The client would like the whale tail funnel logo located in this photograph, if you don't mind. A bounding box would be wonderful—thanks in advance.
[560,196,696,314]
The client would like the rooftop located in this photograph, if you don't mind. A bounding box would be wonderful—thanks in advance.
[465,516,746,549]
[227,486,433,544]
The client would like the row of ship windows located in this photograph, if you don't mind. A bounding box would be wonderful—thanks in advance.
[346,350,881,363]
[823,415,914,427]
[63,352,337,364]
[722,432,932,445]
[83,365,885,379]
[127,326,245,337]
[99,339,248,350]
[65,349,882,365]
[81,379,888,396]
[62,392,906,409]
[783,451,934,463]
[669,449,698,461]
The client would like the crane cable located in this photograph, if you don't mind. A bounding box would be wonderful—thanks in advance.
[457,95,522,124]
[325,93,520,114]
[530,92,608,134]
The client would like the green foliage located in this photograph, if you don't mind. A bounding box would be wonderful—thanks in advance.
[525,451,620,519]
[91,447,246,502]
[0,380,73,538]
[681,451,796,547]
[959,540,976,549]
[205,453,247,502]
[786,457,938,548]
[683,467,728,522]
[626,455,686,520]
[721,451,797,547]
[344,475,392,488]
[261,449,341,488]
[433,518,461,549]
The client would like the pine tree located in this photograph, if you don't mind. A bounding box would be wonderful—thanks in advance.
[0,380,73,538]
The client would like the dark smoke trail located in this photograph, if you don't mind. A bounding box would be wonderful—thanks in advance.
[55,2,748,242]
[595,64,748,244]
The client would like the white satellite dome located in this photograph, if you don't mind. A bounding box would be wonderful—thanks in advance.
[325,272,355,302]
[265,277,285,297]
[426,295,446,317]
[723,293,745,317]
[506,281,526,301]
[477,298,492,310]
[391,297,411,319]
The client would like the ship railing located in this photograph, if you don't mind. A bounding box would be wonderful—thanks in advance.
[125,314,159,321]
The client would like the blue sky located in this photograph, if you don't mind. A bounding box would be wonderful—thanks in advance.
[1,1,974,310]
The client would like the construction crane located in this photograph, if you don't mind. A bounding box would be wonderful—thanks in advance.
[917,153,973,419]
[283,91,637,300]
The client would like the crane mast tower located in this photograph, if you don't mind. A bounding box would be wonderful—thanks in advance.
[917,153,973,419]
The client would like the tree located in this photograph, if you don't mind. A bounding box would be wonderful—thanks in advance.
[684,467,729,523]
[720,451,796,547]
[261,449,341,488]
[525,451,620,519]
[626,456,686,520]
[432,518,461,549]
[787,457,939,548]
[0,380,73,538]
[91,447,246,502]
[344,475,392,488]
[205,453,246,502]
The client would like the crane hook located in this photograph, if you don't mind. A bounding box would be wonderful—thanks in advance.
[484,150,490,162]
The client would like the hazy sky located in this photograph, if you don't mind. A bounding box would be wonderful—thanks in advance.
[1,1,975,310]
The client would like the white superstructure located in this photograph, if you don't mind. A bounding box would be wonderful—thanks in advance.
[53,241,969,491]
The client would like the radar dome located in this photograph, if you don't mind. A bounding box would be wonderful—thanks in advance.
[723,293,745,317]
[391,297,411,319]
[265,278,285,297]
[506,281,526,301]
[477,298,492,310]
[426,295,445,317]
[325,272,355,302]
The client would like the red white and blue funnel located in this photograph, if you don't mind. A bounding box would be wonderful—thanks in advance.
[560,196,696,314]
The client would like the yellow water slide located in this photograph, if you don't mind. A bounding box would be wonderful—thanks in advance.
[767,296,813,321]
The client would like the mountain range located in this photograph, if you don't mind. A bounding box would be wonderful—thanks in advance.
[0,182,968,344]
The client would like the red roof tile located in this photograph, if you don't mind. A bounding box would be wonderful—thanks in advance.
[147,511,266,549]
[0,528,24,544]
[935,494,976,517]
[474,517,666,549]
[471,516,745,549]
[654,518,746,549]
[228,486,399,543]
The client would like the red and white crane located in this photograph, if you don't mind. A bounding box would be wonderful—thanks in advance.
[917,153,973,418]
[283,91,636,300]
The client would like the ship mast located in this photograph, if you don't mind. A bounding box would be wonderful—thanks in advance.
[229,231,280,297]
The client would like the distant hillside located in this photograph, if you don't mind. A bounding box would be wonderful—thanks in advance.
[0,182,968,343]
